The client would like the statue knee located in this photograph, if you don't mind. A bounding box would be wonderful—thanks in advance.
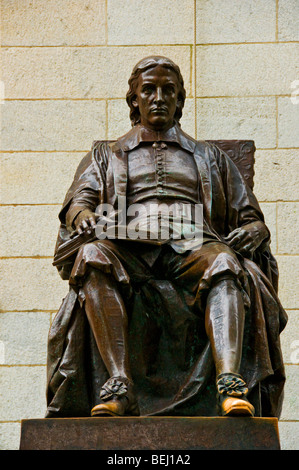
[210,275,240,292]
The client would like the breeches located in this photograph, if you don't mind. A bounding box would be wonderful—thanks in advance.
[69,239,248,314]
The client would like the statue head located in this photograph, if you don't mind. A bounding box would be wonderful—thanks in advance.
[126,56,186,129]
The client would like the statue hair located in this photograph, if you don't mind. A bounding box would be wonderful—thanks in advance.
[126,56,186,126]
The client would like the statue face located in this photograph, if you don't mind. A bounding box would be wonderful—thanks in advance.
[132,65,180,131]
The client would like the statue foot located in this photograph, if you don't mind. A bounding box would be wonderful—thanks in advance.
[91,396,140,417]
[91,377,140,417]
[219,395,255,416]
[216,372,255,417]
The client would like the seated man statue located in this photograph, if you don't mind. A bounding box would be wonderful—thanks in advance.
[46,56,287,419]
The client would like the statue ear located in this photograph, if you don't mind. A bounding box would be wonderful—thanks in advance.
[132,99,138,108]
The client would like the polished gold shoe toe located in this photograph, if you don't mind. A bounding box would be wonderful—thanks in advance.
[91,397,127,417]
[221,396,255,417]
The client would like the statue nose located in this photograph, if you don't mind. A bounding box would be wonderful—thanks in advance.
[154,88,164,103]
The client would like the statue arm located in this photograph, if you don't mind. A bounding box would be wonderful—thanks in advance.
[53,144,109,279]
[65,188,99,233]
[212,144,271,256]
[224,220,270,257]
[59,142,109,234]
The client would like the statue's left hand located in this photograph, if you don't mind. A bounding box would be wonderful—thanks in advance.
[224,221,269,257]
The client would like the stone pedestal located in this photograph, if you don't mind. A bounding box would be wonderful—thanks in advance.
[19,417,280,450]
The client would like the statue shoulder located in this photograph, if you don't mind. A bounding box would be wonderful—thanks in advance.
[89,140,122,174]
[193,139,221,160]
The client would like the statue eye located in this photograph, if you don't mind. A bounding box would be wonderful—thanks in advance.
[164,85,175,94]
[142,85,155,94]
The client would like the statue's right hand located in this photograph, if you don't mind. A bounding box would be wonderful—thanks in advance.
[73,209,97,235]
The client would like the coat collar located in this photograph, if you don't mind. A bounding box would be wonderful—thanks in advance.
[116,123,197,154]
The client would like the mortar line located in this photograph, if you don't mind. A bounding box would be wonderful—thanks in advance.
[2,94,292,101]
[195,94,291,99]
[0,310,57,313]
[276,96,279,148]
[2,41,298,48]
[257,201,299,204]
[105,0,108,45]
[276,0,279,42]
[0,364,47,367]
[276,253,298,256]
[276,201,279,253]
[2,43,193,48]
[0,150,90,153]
[105,99,108,140]
[0,256,53,259]
[189,45,193,98]
[0,203,62,206]
[3,98,108,101]
[256,147,299,151]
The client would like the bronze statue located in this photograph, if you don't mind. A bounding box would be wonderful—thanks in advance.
[46,56,287,419]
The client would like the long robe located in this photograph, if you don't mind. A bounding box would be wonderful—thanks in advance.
[46,128,287,418]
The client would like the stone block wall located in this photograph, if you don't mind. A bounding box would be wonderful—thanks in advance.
[0,0,298,450]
